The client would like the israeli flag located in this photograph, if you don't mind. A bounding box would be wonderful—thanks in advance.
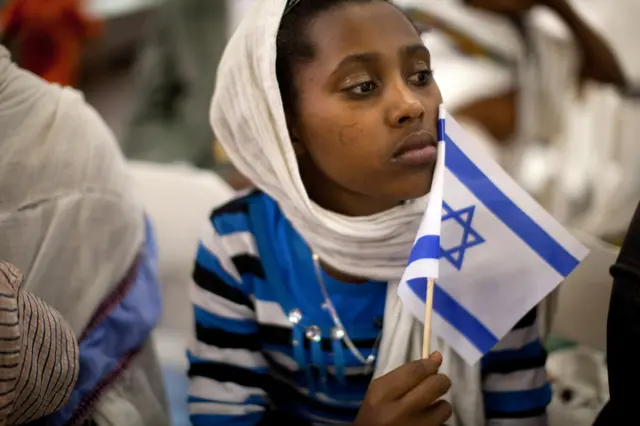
[398,106,589,365]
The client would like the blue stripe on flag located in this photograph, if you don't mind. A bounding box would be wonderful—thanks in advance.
[444,134,579,277]
[408,278,498,353]
[438,118,445,140]
[408,235,440,263]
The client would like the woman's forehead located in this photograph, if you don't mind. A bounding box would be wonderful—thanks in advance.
[304,1,422,64]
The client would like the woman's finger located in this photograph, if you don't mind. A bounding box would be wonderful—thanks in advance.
[422,400,454,425]
[377,355,443,400]
[400,373,451,411]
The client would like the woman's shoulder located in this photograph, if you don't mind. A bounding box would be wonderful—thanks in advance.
[210,188,268,228]
[200,189,276,285]
[206,189,277,258]
[211,188,263,216]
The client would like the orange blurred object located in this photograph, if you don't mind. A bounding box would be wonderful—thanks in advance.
[2,0,102,87]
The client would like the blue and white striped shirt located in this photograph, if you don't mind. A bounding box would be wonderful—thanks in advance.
[188,190,551,425]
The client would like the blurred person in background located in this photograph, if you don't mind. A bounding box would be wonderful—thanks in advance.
[593,199,640,425]
[119,0,227,171]
[1,0,101,87]
[466,0,625,87]
[0,46,168,425]
[404,0,625,159]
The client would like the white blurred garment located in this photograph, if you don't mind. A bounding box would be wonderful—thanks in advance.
[414,0,640,237]
[0,46,142,335]
[399,0,522,168]
[0,46,169,426]
[402,0,521,113]
[526,4,640,237]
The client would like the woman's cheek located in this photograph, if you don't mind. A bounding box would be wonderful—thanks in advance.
[335,122,366,148]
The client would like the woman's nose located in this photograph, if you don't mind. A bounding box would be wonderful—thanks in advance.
[387,84,425,127]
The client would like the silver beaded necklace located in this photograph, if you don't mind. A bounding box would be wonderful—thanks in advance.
[311,253,382,370]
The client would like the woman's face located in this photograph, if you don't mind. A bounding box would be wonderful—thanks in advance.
[290,1,442,216]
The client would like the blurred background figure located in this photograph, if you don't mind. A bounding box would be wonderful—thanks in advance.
[591,200,640,425]
[1,1,639,426]
[400,0,638,244]
[118,0,225,170]
[1,0,101,87]
[116,0,255,187]
[0,45,167,425]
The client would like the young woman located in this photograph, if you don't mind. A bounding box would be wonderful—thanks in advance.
[188,1,550,425]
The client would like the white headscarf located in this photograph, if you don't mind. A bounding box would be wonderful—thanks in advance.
[211,2,483,424]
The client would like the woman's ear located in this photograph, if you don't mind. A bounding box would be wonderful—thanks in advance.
[287,116,306,156]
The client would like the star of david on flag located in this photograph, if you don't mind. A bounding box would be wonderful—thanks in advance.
[398,106,589,365]
[440,202,485,271]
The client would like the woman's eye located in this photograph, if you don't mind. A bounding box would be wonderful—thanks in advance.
[349,81,377,95]
[408,69,433,86]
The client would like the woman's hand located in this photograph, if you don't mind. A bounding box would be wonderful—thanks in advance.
[541,0,627,89]
[464,0,536,14]
[353,353,452,426]
[467,0,626,89]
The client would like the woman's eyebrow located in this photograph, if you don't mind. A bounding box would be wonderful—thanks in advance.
[328,43,429,79]
[329,52,380,78]
[335,52,380,69]
[401,43,430,57]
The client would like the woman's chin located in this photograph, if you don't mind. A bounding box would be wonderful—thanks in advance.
[408,187,431,201]
[386,182,431,206]
[400,175,433,200]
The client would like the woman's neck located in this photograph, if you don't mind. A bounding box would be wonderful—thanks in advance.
[301,161,399,217]
[320,259,369,284]
[300,160,395,283]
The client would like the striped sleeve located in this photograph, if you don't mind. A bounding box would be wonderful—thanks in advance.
[481,308,551,426]
[188,201,269,426]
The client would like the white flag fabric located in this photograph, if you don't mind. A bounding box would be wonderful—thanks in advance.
[400,105,447,283]
[398,110,589,365]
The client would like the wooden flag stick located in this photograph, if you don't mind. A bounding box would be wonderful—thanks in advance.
[422,278,436,358]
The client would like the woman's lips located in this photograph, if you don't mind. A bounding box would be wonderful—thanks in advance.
[391,131,438,167]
